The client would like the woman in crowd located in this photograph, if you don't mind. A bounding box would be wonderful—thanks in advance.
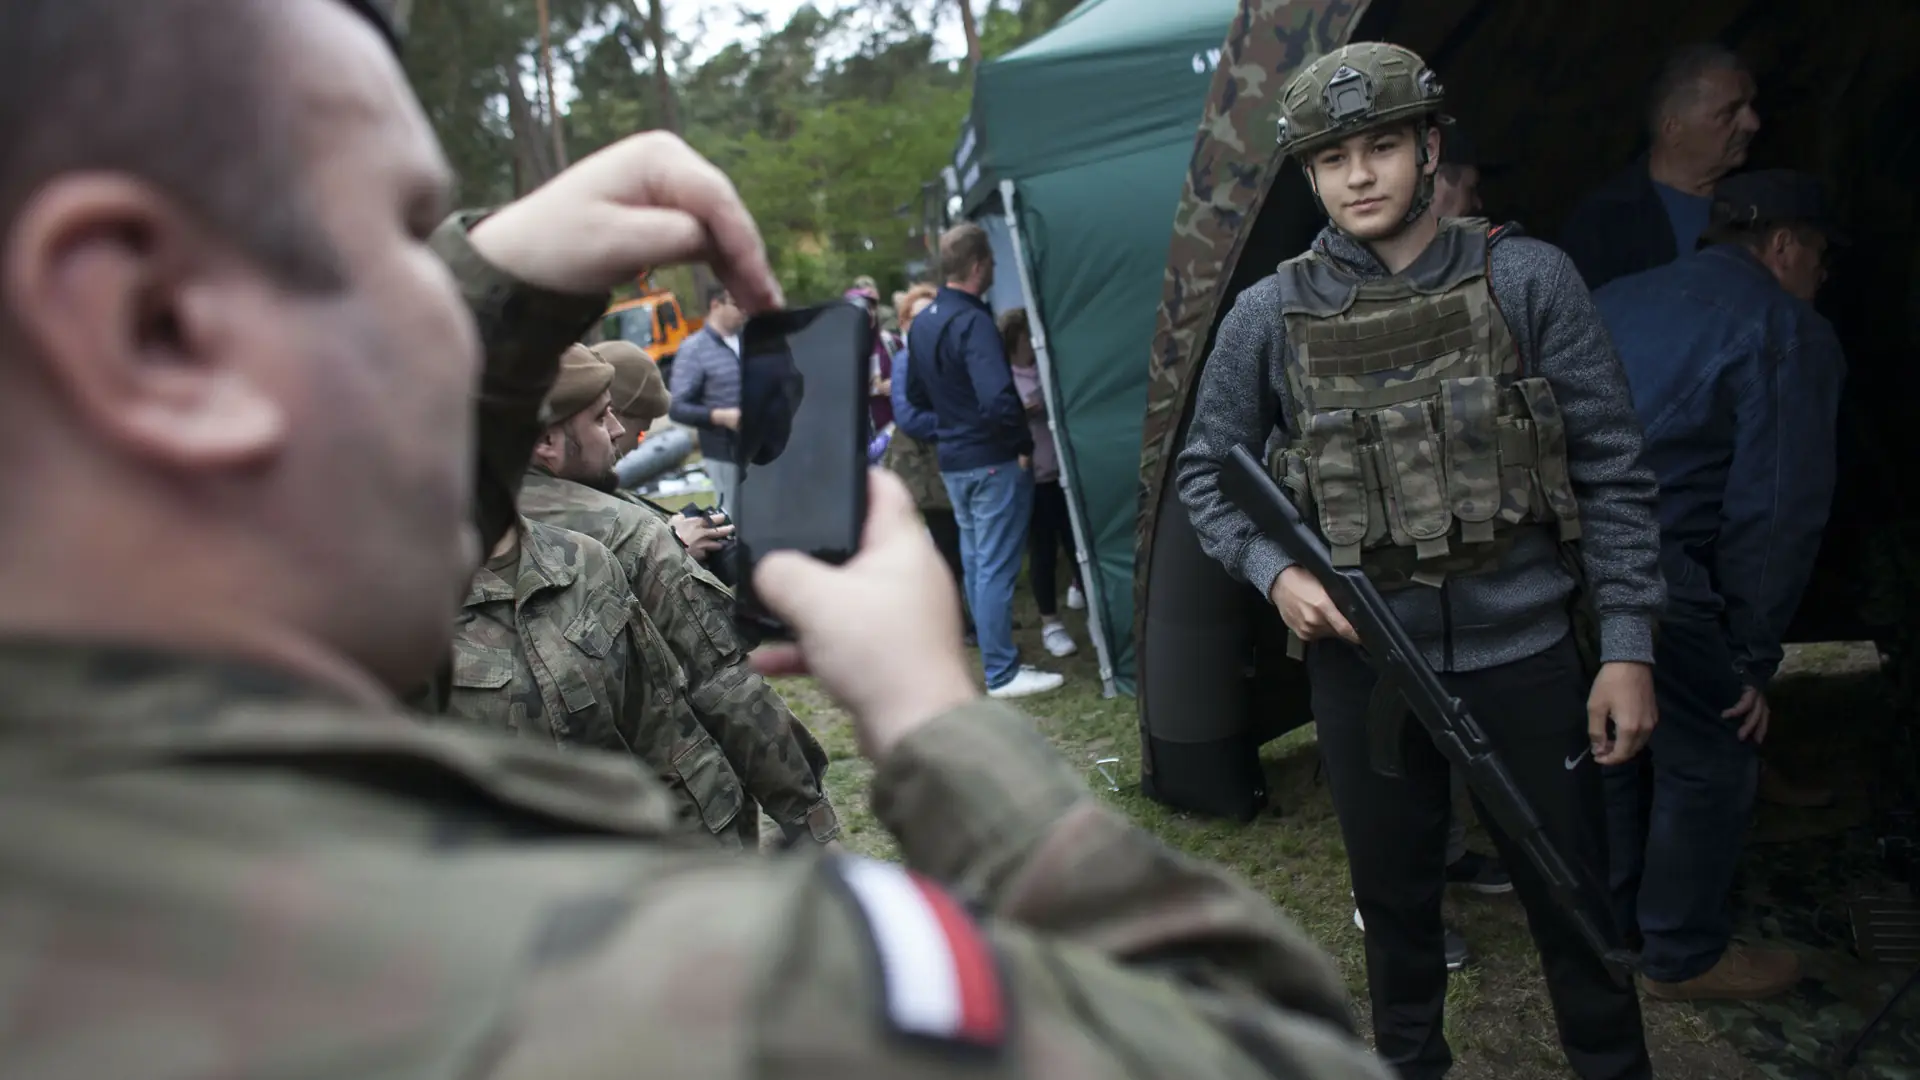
[1000,308,1082,658]
[883,284,973,642]
[847,283,898,438]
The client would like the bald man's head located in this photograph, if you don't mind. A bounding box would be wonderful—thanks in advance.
[0,0,478,694]
[0,0,352,301]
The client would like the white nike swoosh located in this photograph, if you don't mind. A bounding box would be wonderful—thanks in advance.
[1564,751,1590,770]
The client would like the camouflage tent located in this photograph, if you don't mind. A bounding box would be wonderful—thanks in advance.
[1134,0,1920,818]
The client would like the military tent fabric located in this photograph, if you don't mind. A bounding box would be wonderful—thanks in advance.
[1133,0,1372,683]
[956,0,1239,214]
[956,0,1239,693]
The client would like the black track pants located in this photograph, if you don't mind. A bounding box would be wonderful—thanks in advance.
[1307,635,1651,1080]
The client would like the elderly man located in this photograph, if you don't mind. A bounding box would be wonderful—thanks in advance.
[1560,44,1761,291]
[0,1,1397,1076]
[1594,169,1847,1002]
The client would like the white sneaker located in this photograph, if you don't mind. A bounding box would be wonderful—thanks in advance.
[988,667,1065,699]
[1353,908,1365,932]
[1042,623,1078,658]
[1066,584,1086,610]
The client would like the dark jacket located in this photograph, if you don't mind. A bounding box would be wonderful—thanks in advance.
[904,286,1033,472]
[667,327,741,463]
[1558,155,1678,294]
[1176,223,1665,673]
[1595,246,1846,685]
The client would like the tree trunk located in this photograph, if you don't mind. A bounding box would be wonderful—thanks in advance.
[504,69,558,195]
[640,0,682,134]
[535,0,568,168]
[956,0,982,71]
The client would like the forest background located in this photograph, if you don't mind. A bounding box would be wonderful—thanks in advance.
[400,0,1079,304]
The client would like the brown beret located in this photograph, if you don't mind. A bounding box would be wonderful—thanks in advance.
[593,340,672,423]
[540,344,616,425]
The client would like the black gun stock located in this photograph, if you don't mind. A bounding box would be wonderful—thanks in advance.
[1217,445,1638,985]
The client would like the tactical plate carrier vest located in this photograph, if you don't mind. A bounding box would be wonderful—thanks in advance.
[1269,218,1582,591]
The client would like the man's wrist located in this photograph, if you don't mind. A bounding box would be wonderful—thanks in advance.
[861,674,977,761]
[871,700,1087,894]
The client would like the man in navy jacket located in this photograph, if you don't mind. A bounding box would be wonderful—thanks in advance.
[904,224,1063,699]
[1595,169,1846,1003]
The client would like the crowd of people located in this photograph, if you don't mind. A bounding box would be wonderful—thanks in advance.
[0,0,1857,1077]
[1180,38,1845,1080]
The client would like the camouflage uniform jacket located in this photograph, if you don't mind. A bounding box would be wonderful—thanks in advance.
[445,517,748,850]
[0,642,1391,1080]
[519,469,839,845]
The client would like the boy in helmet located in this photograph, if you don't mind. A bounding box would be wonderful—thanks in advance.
[1177,43,1662,1080]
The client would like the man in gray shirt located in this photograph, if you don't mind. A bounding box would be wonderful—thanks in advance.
[668,285,746,511]
[1177,43,1662,1080]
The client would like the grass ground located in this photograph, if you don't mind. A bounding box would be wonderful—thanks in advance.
[754,594,1901,1078]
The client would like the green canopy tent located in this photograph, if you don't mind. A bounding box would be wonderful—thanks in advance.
[947,0,1240,696]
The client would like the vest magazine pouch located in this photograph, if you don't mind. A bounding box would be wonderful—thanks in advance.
[1304,409,1369,566]
[1513,377,1583,539]
[1267,444,1317,524]
[1375,402,1451,558]
[1440,377,1501,545]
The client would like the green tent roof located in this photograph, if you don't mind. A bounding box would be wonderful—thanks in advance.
[954,0,1239,211]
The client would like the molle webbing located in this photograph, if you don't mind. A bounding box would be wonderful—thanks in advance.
[1295,292,1476,378]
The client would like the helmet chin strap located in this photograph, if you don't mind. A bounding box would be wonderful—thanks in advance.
[1302,118,1438,244]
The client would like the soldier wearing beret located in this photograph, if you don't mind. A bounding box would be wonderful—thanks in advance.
[521,346,840,848]
[442,345,753,846]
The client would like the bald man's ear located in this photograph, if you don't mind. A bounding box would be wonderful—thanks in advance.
[2,175,287,472]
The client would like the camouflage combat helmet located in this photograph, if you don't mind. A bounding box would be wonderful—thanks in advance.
[1278,43,1447,227]
[1276,43,1445,157]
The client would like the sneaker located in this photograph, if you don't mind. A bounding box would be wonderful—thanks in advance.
[1066,584,1086,610]
[1443,927,1472,971]
[1042,622,1078,658]
[988,667,1065,700]
[1446,850,1514,895]
[1352,908,1471,972]
[1640,943,1802,1002]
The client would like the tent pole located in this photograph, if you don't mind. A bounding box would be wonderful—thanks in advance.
[998,179,1117,698]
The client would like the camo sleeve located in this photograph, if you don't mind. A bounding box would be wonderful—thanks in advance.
[430,212,609,556]
[489,701,1385,1080]
[1175,275,1296,599]
[626,515,839,845]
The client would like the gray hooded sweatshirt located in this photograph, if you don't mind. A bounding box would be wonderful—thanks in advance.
[1175,222,1665,672]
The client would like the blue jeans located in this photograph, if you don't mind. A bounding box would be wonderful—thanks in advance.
[943,462,1033,690]
[1603,616,1760,983]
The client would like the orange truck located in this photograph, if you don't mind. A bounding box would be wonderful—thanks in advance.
[595,273,703,386]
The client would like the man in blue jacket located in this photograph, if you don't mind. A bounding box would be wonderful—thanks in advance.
[904,224,1064,699]
[1595,169,1846,1002]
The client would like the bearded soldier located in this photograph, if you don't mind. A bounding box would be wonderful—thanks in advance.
[1177,43,1663,1080]
[518,346,839,848]
[596,337,740,561]
[440,346,750,847]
